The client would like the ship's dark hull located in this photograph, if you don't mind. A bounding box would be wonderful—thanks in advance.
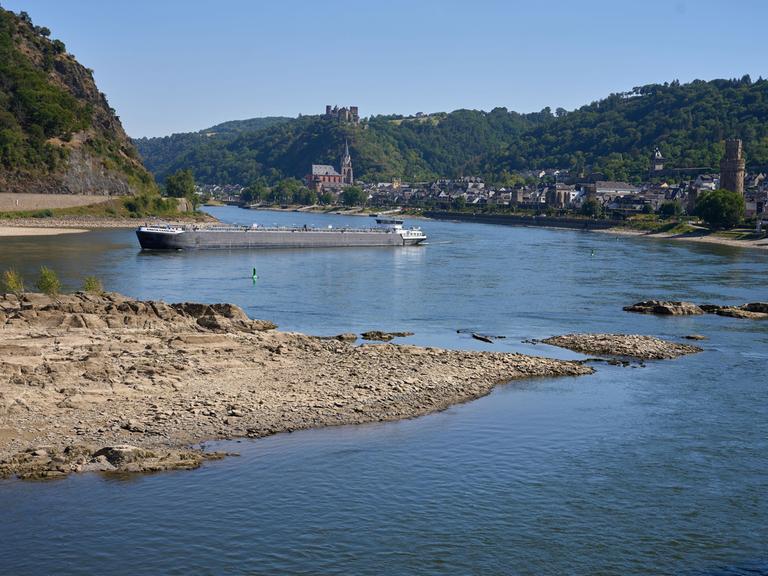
[136,228,425,250]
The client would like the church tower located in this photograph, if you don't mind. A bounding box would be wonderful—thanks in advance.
[341,140,353,185]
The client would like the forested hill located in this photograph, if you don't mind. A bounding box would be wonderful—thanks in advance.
[482,77,768,182]
[134,108,544,184]
[136,77,768,186]
[133,116,291,181]
[0,7,154,195]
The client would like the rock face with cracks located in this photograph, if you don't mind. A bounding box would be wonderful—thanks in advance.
[0,292,592,479]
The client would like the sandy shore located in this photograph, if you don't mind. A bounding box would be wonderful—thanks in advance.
[0,292,594,479]
[595,227,768,251]
[0,226,88,236]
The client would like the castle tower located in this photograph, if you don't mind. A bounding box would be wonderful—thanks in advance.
[720,139,745,195]
[341,140,353,185]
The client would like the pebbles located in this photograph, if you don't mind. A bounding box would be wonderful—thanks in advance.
[542,333,703,360]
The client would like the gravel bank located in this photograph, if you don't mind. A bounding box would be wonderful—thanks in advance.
[542,333,703,360]
[0,214,218,230]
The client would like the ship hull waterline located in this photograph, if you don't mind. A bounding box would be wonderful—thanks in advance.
[136,229,427,250]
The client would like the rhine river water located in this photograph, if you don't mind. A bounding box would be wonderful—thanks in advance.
[1,206,767,575]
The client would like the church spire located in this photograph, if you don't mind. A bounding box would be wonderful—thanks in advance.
[341,139,353,185]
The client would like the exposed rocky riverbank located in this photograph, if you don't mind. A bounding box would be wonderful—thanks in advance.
[624,300,768,320]
[0,214,217,231]
[542,333,703,360]
[0,292,593,480]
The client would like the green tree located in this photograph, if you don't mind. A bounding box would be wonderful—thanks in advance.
[36,266,61,297]
[241,180,268,204]
[451,196,467,210]
[581,199,602,218]
[2,268,25,297]
[164,169,198,210]
[658,200,682,219]
[341,186,364,206]
[165,169,195,198]
[695,189,744,230]
[318,191,334,205]
[272,178,305,204]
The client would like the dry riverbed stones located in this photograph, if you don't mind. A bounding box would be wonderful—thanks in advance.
[542,333,703,360]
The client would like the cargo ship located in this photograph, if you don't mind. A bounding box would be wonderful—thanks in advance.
[136,218,426,250]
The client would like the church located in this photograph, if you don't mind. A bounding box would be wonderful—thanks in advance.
[306,141,354,193]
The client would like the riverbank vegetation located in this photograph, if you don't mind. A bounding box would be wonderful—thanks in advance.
[0,193,184,220]
[2,265,100,296]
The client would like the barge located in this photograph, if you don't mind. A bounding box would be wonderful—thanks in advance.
[136,219,426,250]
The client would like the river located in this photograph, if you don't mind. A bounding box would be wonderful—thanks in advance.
[1,206,766,575]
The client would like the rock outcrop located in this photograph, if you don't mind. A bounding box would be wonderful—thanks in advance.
[625,300,768,320]
[700,303,768,320]
[623,301,704,315]
[0,444,225,480]
[360,330,414,341]
[0,7,155,196]
[542,333,702,360]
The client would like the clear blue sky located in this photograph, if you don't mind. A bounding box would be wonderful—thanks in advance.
[4,0,765,137]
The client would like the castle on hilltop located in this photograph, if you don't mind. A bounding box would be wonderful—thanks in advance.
[325,105,359,124]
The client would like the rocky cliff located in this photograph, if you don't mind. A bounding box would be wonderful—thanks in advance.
[0,7,154,195]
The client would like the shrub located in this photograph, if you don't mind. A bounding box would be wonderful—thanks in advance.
[2,268,25,297]
[82,275,104,295]
[36,266,61,297]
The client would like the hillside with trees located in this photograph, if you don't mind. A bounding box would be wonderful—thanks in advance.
[0,7,155,195]
[133,116,291,180]
[483,77,768,182]
[135,78,768,187]
[135,109,544,185]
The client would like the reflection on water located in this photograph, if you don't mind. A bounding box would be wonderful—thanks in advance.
[1,207,767,575]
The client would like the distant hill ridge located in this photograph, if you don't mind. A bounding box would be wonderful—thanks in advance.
[135,77,768,185]
[0,7,154,195]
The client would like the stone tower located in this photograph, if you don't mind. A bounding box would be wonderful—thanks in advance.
[341,140,353,185]
[720,139,745,195]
